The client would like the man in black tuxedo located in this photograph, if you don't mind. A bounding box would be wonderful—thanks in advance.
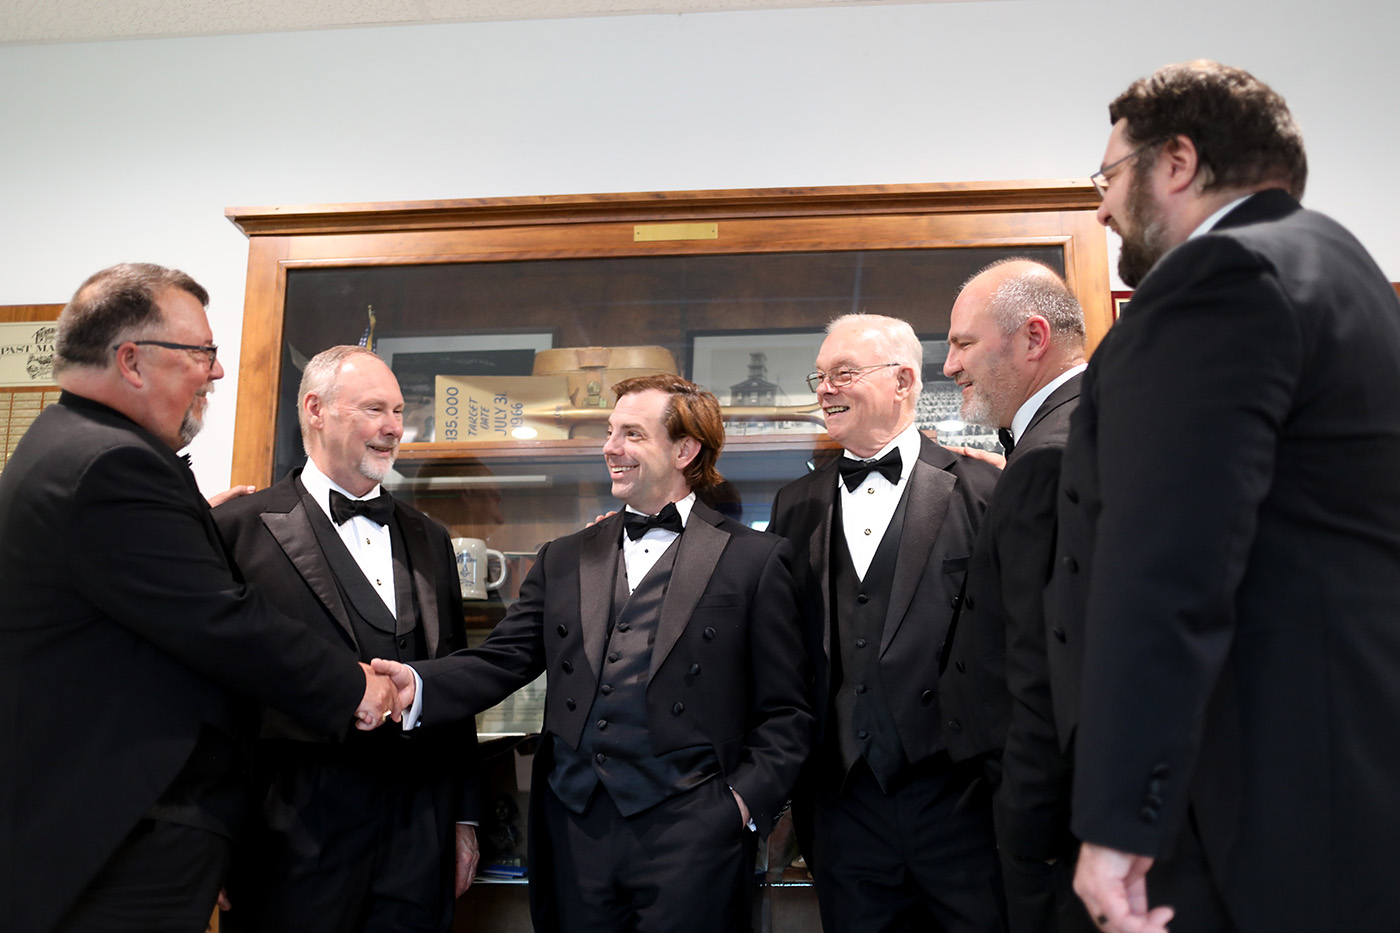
[375,373,812,933]
[768,313,1004,932]
[939,260,1091,933]
[0,264,398,933]
[213,346,484,932]
[1051,61,1400,933]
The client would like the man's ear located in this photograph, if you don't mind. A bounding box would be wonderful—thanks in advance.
[1023,316,1052,362]
[893,364,917,400]
[674,435,700,471]
[302,392,325,431]
[113,342,145,389]
[1161,134,1202,195]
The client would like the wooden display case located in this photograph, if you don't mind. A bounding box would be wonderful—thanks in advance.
[227,181,1110,931]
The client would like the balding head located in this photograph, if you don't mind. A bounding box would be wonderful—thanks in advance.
[942,259,1085,429]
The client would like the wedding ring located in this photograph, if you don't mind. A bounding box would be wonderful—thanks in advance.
[381,710,392,722]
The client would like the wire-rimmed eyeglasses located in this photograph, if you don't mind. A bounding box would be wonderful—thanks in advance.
[1090,139,1164,197]
[806,362,899,393]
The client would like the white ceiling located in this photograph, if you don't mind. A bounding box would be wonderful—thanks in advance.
[0,0,976,45]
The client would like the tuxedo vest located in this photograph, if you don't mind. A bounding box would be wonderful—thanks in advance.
[830,489,912,792]
[549,535,721,816]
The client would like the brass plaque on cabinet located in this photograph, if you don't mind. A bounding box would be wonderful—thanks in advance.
[633,222,718,242]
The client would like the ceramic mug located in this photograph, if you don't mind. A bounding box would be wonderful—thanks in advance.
[452,537,508,600]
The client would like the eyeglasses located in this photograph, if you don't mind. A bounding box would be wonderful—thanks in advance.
[806,362,899,393]
[1090,139,1164,197]
[114,339,219,369]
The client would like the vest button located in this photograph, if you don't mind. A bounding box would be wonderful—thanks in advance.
[561,660,573,674]
[922,690,935,704]
[608,651,620,663]
[672,702,685,715]
[596,719,608,730]
[855,637,867,649]
[600,684,613,695]
[1052,627,1067,643]
[689,663,701,676]
[565,698,577,711]
[955,661,966,673]
[856,594,869,604]
[1062,555,1078,573]
[1065,487,1080,504]
[965,594,975,610]
[556,624,569,637]
[703,627,717,640]
[947,719,962,731]
[596,752,607,764]
[857,730,869,740]
[617,621,630,632]
[398,638,408,648]
[855,683,867,694]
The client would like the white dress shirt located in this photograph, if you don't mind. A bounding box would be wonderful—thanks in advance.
[838,425,922,580]
[299,458,396,615]
[621,493,694,592]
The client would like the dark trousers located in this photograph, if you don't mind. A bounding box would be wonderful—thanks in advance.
[811,757,1006,933]
[223,760,456,933]
[55,819,228,933]
[1000,849,1096,933]
[539,776,757,933]
[1145,809,1236,933]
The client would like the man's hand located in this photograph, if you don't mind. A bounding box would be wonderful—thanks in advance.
[942,445,1007,470]
[1073,842,1173,933]
[371,657,418,714]
[206,485,256,508]
[455,824,480,896]
[354,662,401,731]
[731,788,751,829]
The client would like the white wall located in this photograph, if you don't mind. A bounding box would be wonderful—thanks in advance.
[3,0,1396,492]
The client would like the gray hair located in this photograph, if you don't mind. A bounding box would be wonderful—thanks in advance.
[826,312,923,394]
[297,345,383,446]
[965,259,1085,347]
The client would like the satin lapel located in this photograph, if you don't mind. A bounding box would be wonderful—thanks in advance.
[650,503,729,680]
[395,505,442,657]
[262,503,356,646]
[578,517,621,678]
[882,455,956,655]
[1020,375,1082,447]
[809,468,838,662]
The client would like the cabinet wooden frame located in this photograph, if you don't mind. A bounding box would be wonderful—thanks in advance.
[227,180,1111,487]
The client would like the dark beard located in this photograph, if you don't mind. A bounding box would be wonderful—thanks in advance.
[1117,169,1172,288]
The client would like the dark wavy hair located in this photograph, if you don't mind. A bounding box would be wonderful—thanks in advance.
[55,262,208,373]
[1110,60,1307,199]
[611,373,725,491]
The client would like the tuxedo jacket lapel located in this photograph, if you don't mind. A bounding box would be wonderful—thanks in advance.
[806,466,840,662]
[394,505,442,656]
[262,495,356,646]
[650,503,729,680]
[883,446,956,655]
[578,517,621,678]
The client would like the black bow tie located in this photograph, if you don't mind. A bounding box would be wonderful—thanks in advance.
[329,489,394,526]
[838,448,903,492]
[623,503,684,541]
[998,428,1016,456]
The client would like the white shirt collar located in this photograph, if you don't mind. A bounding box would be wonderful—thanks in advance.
[622,490,696,525]
[299,457,385,521]
[1188,194,1251,241]
[840,423,921,483]
[1009,363,1087,443]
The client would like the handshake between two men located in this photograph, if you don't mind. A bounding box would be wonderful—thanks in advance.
[356,659,418,729]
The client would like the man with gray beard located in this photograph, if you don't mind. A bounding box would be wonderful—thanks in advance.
[0,265,397,933]
[214,346,486,933]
